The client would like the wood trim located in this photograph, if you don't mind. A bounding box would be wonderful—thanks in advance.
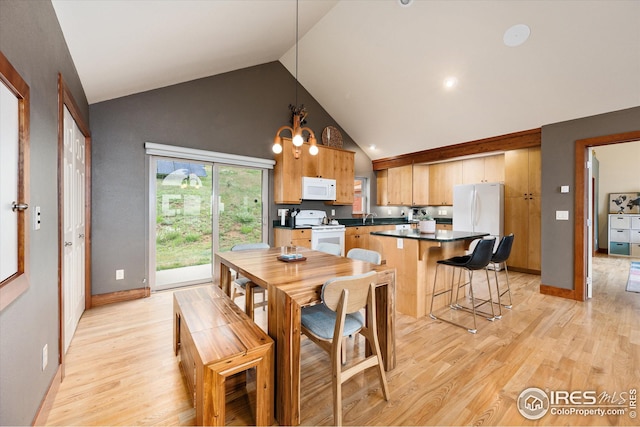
[0,51,31,311]
[372,128,541,170]
[540,283,576,300]
[32,365,62,426]
[508,266,541,275]
[573,130,640,301]
[91,287,151,307]
[57,74,92,379]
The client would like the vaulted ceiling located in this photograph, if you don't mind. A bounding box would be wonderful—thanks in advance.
[52,0,640,160]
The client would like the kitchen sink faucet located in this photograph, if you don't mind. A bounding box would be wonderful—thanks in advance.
[363,212,377,224]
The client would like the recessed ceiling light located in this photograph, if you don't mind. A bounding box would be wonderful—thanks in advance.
[398,0,413,7]
[443,77,458,89]
[369,144,377,150]
[503,24,531,47]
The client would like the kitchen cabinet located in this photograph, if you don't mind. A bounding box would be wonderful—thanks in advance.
[436,223,453,231]
[376,170,388,206]
[461,155,504,184]
[428,161,462,205]
[274,140,354,205]
[330,148,355,205]
[273,139,302,204]
[608,214,640,257]
[274,228,312,249]
[504,147,541,272]
[387,165,413,206]
[412,164,430,206]
[345,224,397,254]
[345,226,369,253]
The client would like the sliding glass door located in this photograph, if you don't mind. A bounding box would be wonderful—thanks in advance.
[149,154,269,291]
[153,159,213,290]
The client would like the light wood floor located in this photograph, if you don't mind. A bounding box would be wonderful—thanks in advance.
[44,255,640,426]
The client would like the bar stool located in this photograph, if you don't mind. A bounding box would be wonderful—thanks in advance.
[490,234,514,309]
[429,238,496,334]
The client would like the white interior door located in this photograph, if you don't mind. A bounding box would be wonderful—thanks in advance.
[63,106,86,352]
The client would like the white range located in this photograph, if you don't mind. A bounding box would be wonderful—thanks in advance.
[294,209,346,256]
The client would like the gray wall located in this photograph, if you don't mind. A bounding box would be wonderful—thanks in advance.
[540,106,640,290]
[89,62,375,295]
[0,1,89,425]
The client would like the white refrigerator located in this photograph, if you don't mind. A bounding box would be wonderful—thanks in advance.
[453,182,504,240]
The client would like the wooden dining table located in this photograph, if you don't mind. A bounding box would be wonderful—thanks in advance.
[214,246,396,426]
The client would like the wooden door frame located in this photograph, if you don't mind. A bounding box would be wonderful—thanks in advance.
[574,130,640,300]
[57,74,91,378]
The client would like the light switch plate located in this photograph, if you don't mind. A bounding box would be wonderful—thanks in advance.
[556,210,569,220]
[560,185,570,193]
[397,238,403,249]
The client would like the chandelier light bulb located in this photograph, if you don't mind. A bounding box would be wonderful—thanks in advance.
[272,142,283,154]
[309,144,318,155]
[292,133,304,147]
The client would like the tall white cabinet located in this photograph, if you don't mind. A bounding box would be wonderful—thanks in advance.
[608,214,640,257]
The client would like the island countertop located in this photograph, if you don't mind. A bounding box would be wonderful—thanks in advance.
[371,229,489,242]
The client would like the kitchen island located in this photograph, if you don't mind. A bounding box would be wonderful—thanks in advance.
[370,229,489,318]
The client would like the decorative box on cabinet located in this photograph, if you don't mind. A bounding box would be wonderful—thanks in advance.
[609,214,640,257]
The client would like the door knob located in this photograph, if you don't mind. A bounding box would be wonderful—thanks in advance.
[11,202,29,212]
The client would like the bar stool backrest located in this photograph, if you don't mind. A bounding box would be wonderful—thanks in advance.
[466,238,495,270]
[491,234,514,264]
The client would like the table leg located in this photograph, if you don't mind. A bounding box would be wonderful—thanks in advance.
[218,263,232,296]
[370,270,396,371]
[270,288,302,426]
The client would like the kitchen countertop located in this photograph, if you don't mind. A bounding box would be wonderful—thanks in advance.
[370,229,489,242]
[273,217,452,229]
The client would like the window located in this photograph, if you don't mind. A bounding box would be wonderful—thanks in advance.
[353,177,369,214]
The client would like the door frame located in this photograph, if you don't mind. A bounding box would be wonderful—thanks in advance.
[57,74,91,378]
[574,130,640,300]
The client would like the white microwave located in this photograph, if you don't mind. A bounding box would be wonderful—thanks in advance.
[302,177,336,201]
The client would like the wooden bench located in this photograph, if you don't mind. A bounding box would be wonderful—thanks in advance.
[173,285,273,426]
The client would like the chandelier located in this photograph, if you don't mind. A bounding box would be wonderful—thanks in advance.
[272,0,318,159]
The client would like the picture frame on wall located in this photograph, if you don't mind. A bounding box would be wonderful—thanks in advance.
[609,192,640,214]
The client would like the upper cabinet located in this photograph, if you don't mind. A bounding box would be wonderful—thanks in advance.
[387,165,413,206]
[273,139,302,204]
[376,169,388,206]
[330,148,355,205]
[461,154,504,184]
[274,141,355,205]
[428,161,462,205]
[412,164,430,206]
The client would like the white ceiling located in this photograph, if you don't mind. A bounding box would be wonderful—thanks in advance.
[52,0,640,160]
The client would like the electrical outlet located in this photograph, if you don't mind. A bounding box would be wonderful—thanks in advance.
[42,344,48,371]
[116,269,124,280]
[331,209,335,216]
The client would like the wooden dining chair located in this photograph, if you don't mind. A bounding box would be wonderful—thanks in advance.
[346,248,382,265]
[230,242,269,319]
[300,271,390,426]
[316,242,342,256]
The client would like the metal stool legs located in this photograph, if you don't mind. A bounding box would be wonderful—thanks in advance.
[429,264,498,334]
[492,261,512,309]
[429,238,497,333]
